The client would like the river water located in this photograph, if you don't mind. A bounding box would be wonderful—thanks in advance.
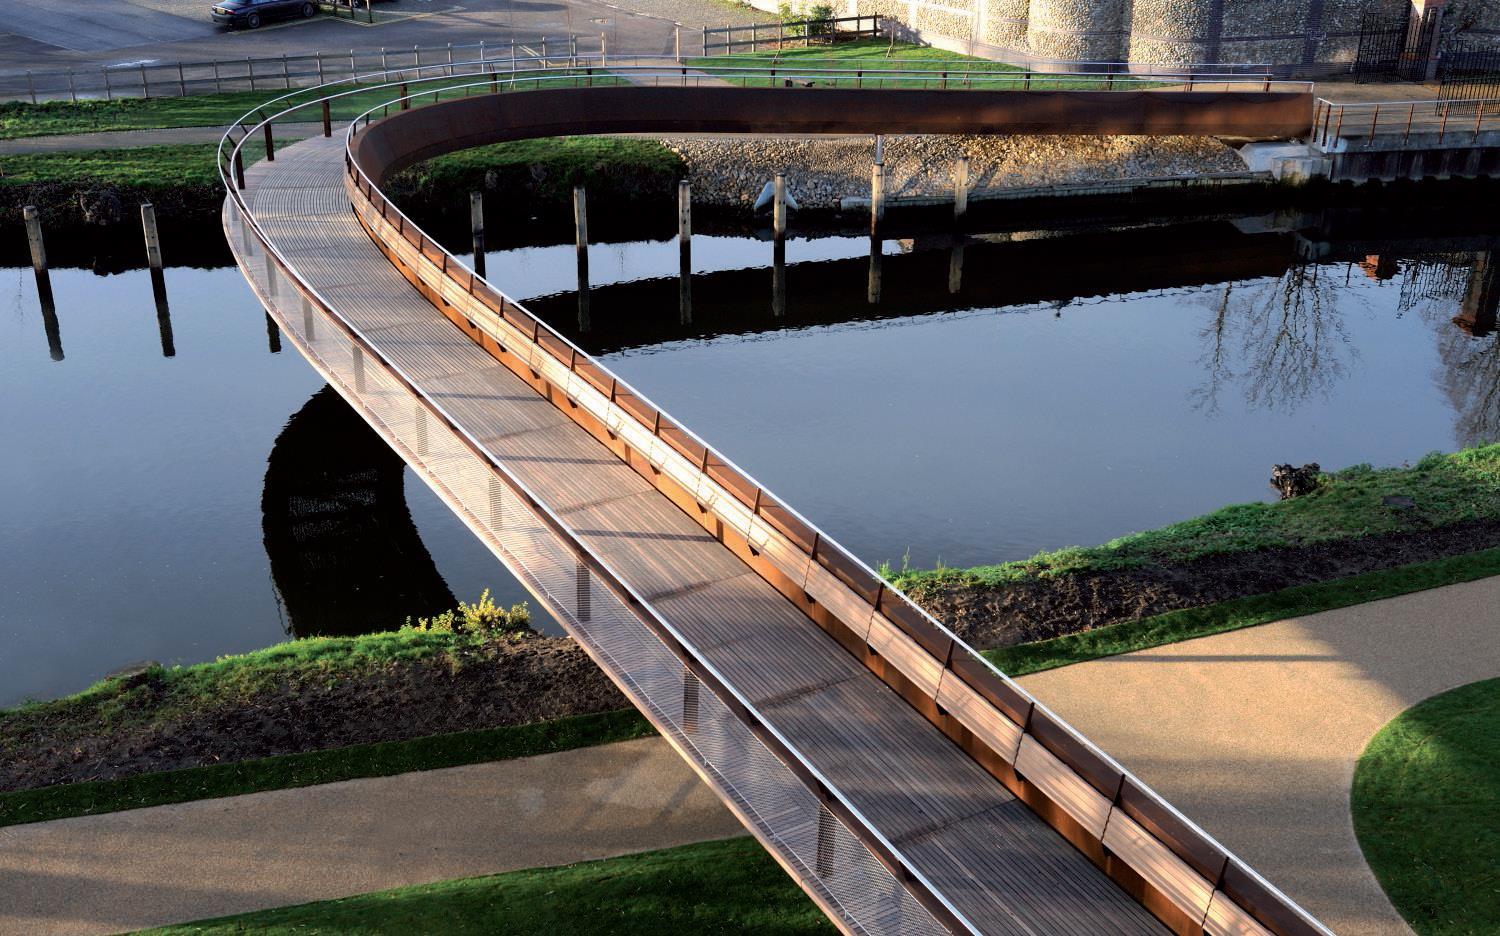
[2,207,1496,704]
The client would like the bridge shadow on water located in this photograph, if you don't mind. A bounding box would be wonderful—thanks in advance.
[261,386,457,638]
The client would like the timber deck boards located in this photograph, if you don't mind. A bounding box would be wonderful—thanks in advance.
[238,135,1164,935]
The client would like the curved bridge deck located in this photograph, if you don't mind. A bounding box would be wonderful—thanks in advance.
[239,130,1161,936]
[223,70,1331,936]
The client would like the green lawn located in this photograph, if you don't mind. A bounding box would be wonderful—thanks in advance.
[141,837,831,935]
[0,70,616,140]
[392,136,685,209]
[1,606,528,743]
[0,143,230,189]
[894,445,1500,595]
[1352,677,1500,935]
[689,39,1147,90]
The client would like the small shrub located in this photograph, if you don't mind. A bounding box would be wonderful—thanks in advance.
[807,3,836,36]
[406,590,530,636]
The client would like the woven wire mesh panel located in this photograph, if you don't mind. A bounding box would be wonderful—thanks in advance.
[226,202,951,936]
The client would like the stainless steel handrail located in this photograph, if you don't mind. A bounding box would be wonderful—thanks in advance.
[220,63,984,936]
[336,69,1331,935]
[221,62,1332,936]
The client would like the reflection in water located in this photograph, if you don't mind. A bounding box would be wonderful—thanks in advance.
[38,273,63,362]
[6,204,1500,701]
[262,386,457,638]
[1192,264,1358,414]
[150,268,176,358]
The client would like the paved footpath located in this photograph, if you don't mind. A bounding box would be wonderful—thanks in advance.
[0,735,743,935]
[1019,575,1500,936]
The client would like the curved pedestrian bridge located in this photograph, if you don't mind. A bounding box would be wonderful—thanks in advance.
[223,63,1325,935]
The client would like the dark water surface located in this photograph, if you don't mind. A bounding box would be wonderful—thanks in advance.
[3,207,1497,704]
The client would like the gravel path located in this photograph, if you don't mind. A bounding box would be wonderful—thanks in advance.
[664,133,1248,208]
[0,737,742,935]
[1018,575,1500,936]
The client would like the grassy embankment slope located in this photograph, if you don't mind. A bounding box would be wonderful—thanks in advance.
[143,837,830,935]
[0,608,650,828]
[1353,677,1500,936]
[887,445,1500,674]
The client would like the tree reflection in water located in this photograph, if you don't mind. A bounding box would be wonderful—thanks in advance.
[1404,249,1500,447]
[1192,263,1359,414]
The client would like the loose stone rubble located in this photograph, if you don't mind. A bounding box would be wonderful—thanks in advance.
[662,133,1247,208]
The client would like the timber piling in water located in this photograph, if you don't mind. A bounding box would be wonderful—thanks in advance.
[772,174,787,318]
[678,180,692,324]
[23,206,59,351]
[470,191,486,279]
[574,186,590,331]
[142,203,174,357]
[953,157,969,223]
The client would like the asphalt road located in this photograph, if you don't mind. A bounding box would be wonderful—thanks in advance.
[0,0,688,74]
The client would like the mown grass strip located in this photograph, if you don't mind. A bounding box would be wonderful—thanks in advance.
[1352,676,1500,936]
[0,71,607,140]
[141,836,830,935]
[895,445,1500,593]
[0,708,651,829]
[987,546,1500,676]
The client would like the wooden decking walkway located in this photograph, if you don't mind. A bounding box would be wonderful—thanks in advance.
[237,134,1165,934]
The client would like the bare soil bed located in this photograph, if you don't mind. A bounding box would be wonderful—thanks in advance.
[0,633,624,793]
[913,520,1500,649]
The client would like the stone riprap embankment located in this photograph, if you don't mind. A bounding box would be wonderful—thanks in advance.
[662,134,1247,209]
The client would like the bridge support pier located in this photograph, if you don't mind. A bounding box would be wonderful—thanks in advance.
[470,192,486,279]
[575,560,592,622]
[142,204,174,358]
[22,207,57,343]
[25,206,62,361]
[574,186,590,332]
[953,157,969,223]
[682,668,699,731]
[678,181,692,324]
[868,159,884,305]
[772,173,787,318]
[948,243,964,295]
[301,294,316,341]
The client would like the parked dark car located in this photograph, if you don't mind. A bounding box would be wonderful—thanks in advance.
[210,0,316,29]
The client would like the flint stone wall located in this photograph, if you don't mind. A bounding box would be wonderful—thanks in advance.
[749,0,1500,70]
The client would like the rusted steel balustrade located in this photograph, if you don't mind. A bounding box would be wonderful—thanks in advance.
[221,186,970,936]
[335,79,1330,936]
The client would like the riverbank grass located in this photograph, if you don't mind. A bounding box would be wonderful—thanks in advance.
[987,545,1500,675]
[1352,677,1500,935]
[0,709,651,829]
[392,136,685,209]
[142,837,829,935]
[1,607,527,739]
[893,446,1500,595]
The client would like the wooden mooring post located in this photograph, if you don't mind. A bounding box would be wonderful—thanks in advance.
[868,155,884,304]
[953,156,969,222]
[678,180,692,324]
[141,203,175,356]
[573,186,590,331]
[772,173,787,317]
[470,191,486,278]
[24,206,62,361]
